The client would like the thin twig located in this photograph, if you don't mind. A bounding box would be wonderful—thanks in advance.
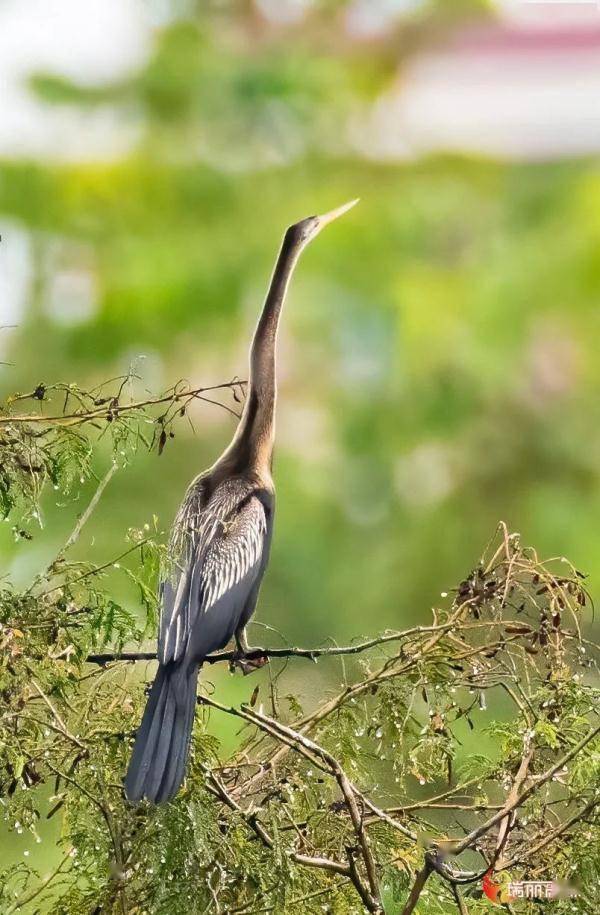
[453,722,600,855]
[206,766,350,876]
[84,622,464,666]
[7,851,73,913]
[452,883,469,915]
[30,461,119,593]
[401,861,432,915]
[29,678,85,750]
[0,381,244,427]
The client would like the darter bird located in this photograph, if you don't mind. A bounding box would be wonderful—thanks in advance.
[124,200,358,804]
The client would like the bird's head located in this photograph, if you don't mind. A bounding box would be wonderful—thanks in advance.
[286,198,359,250]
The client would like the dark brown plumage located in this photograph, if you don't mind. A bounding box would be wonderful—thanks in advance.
[125,201,358,804]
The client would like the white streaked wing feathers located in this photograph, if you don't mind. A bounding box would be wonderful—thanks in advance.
[200,504,265,613]
[159,481,267,664]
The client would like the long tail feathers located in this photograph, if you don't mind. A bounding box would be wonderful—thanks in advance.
[124,662,200,804]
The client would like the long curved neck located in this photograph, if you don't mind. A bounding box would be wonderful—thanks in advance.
[222,226,305,475]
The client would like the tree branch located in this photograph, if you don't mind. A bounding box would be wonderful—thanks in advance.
[0,380,244,427]
[452,721,600,855]
[402,861,433,915]
[85,622,462,666]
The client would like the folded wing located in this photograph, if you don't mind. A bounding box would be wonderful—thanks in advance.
[159,487,267,664]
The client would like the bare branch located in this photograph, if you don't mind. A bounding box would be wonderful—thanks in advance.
[85,621,465,666]
[0,380,244,427]
[401,861,433,915]
[453,722,600,855]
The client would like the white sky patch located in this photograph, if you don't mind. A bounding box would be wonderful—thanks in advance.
[492,0,600,26]
[354,29,600,161]
[255,0,314,26]
[0,224,29,327]
[0,224,30,361]
[0,0,151,160]
[46,264,99,325]
[345,0,425,38]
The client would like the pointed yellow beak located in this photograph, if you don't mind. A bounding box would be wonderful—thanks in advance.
[287,199,359,247]
[316,198,360,230]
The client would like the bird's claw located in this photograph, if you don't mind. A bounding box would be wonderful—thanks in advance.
[229,650,268,676]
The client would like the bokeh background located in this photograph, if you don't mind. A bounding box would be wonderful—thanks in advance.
[1,0,600,887]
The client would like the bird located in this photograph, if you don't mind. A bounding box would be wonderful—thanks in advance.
[124,199,358,804]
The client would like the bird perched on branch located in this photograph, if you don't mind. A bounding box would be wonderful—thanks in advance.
[125,200,358,804]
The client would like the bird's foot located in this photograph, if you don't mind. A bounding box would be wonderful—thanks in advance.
[230,647,268,676]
